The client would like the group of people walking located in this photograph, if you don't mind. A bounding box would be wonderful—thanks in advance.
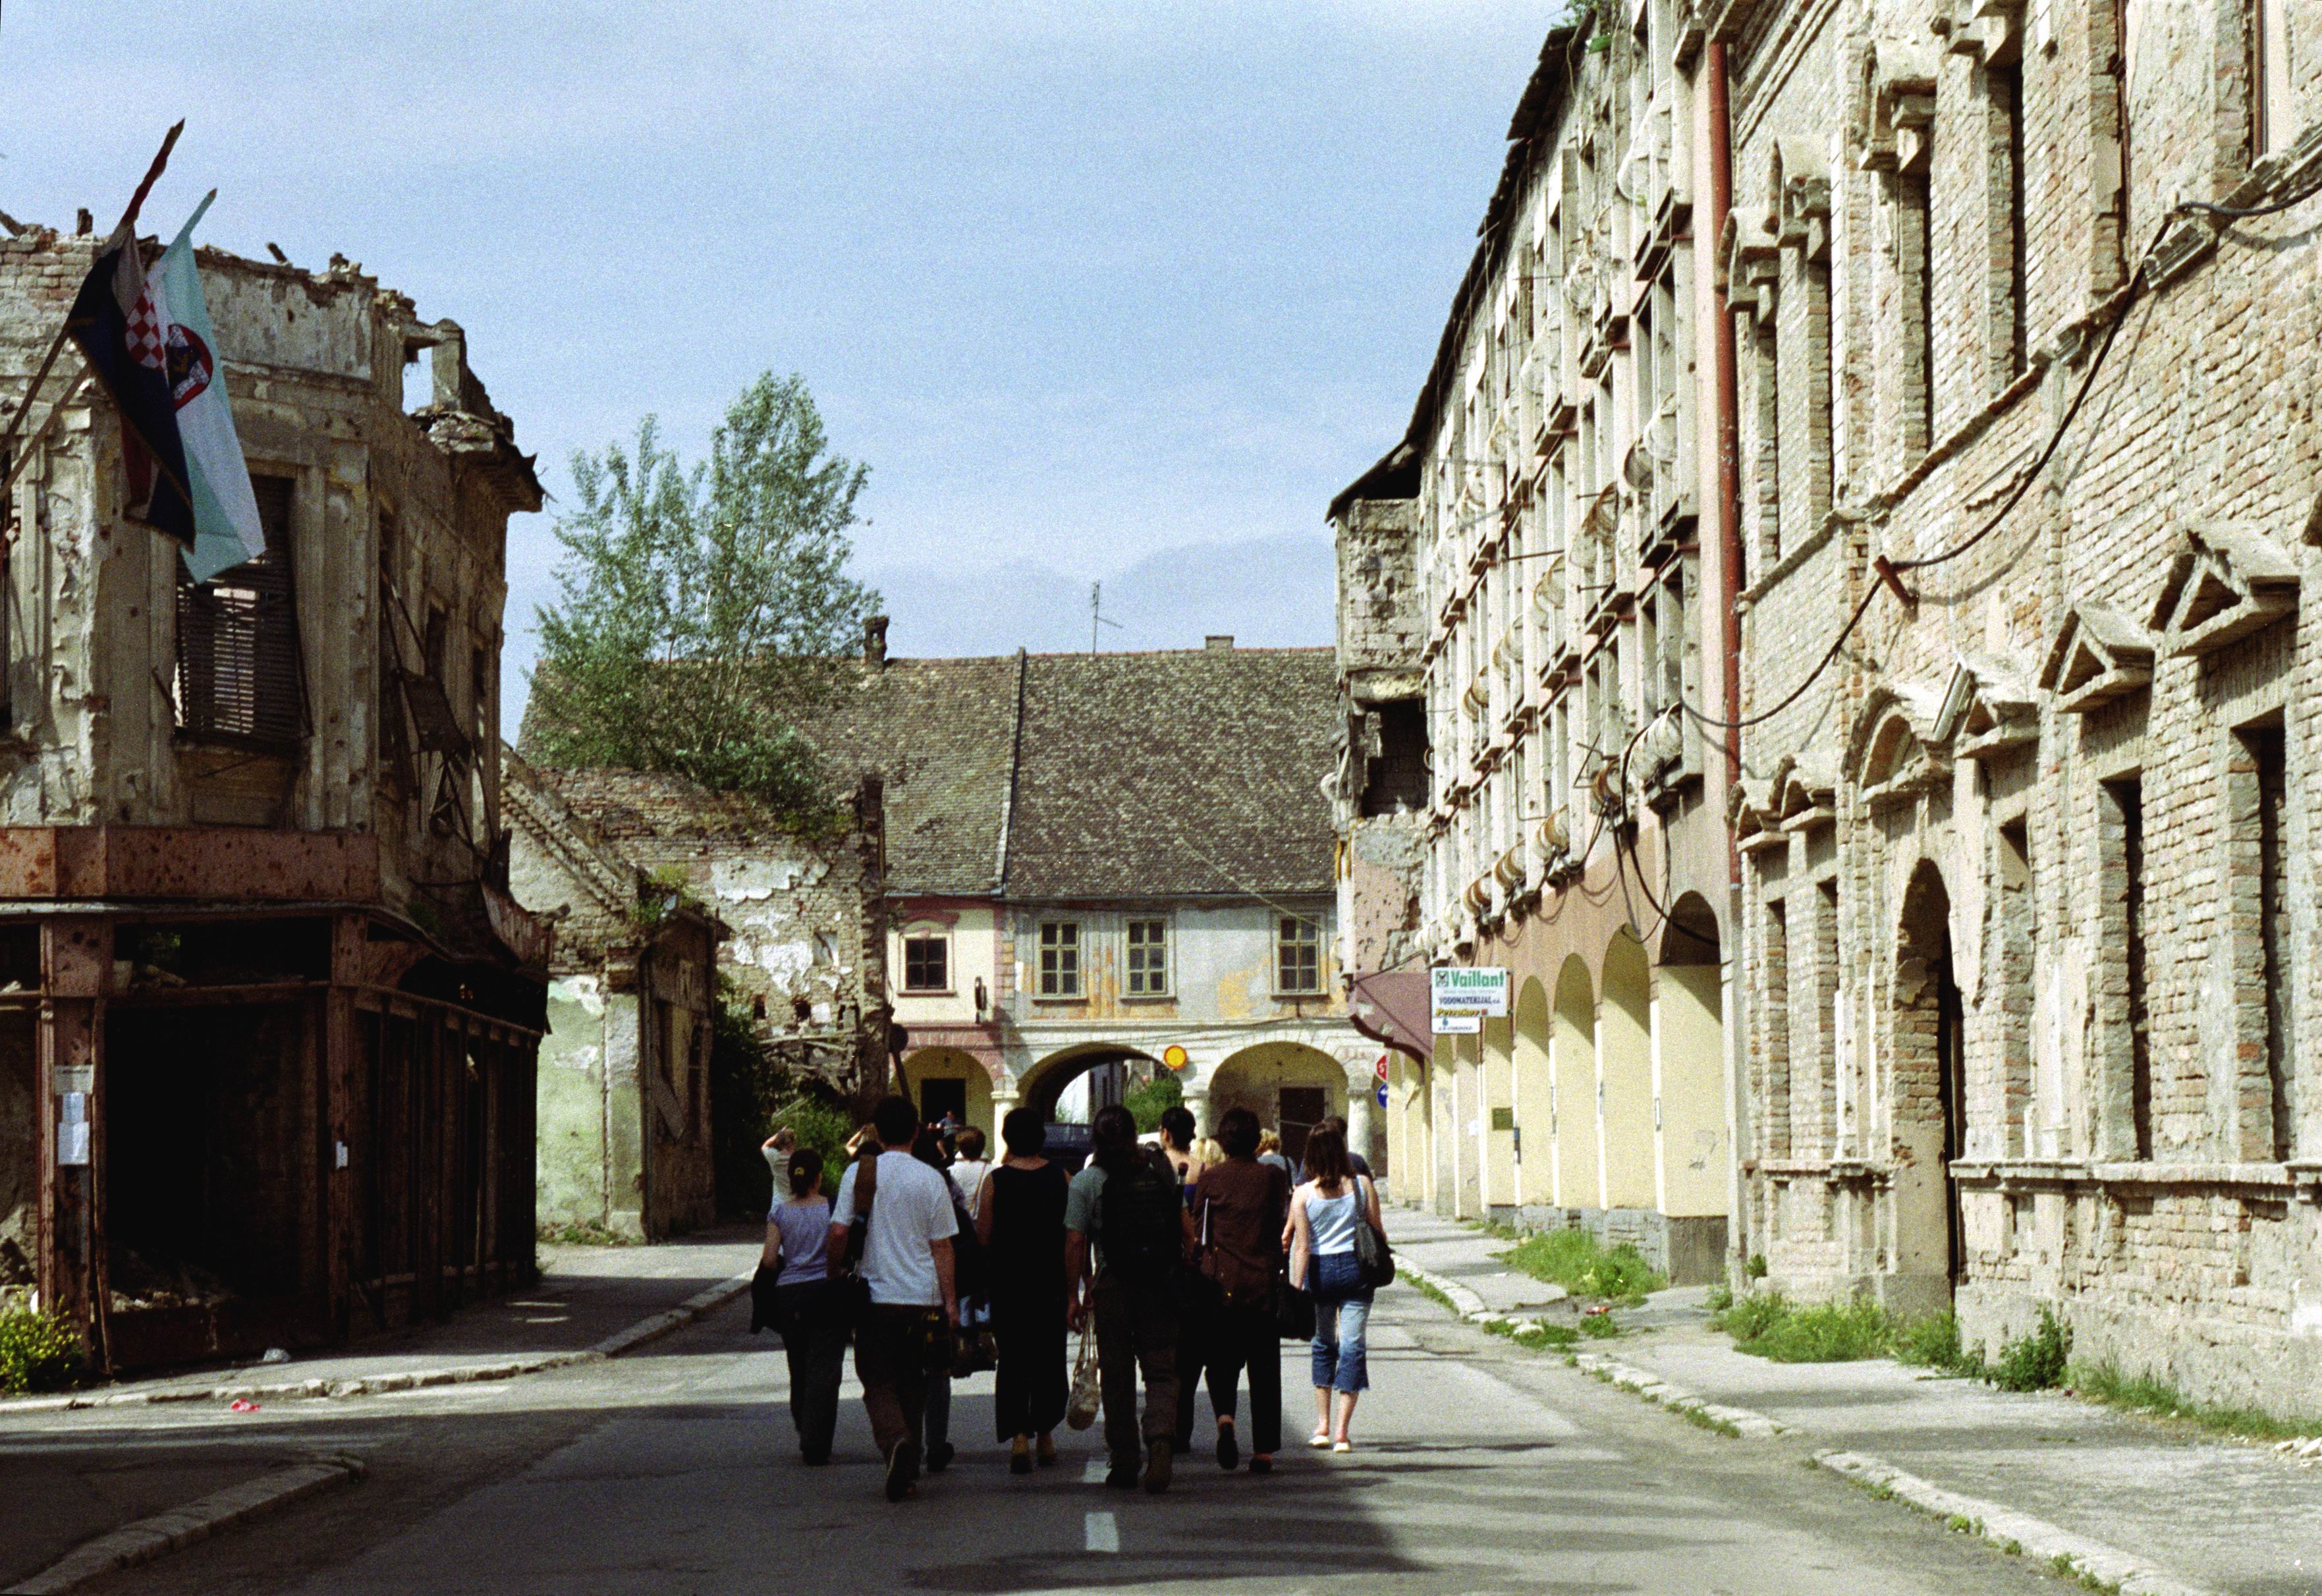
[754,1091,1391,1502]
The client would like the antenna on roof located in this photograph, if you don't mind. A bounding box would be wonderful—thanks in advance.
[1090,582,1122,654]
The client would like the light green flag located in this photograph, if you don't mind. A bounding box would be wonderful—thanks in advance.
[147,192,260,582]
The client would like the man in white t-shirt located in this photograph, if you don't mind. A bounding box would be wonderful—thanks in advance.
[829,1095,959,1502]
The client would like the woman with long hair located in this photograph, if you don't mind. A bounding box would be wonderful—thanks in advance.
[976,1107,1071,1473]
[1284,1121,1385,1452]
[1192,1106,1290,1474]
[761,1147,848,1464]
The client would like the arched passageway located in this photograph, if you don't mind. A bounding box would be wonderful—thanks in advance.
[1599,933,1655,1210]
[1207,1041,1348,1166]
[1513,977,1555,1207]
[1893,863,1965,1297]
[899,1047,995,1135]
[1017,1043,1157,1124]
[1552,956,1599,1209]
[1655,894,1726,1219]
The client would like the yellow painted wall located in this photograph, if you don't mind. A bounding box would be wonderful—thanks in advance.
[1553,956,1599,1209]
[892,904,999,1027]
[1513,978,1555,1207]
[1480,1015,1518,1209]
[1599,933,1656,1209]
[1208,1041,1348,1134]
[1655,960,1727,1217]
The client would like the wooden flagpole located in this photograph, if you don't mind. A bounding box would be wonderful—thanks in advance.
[0,120,186,497]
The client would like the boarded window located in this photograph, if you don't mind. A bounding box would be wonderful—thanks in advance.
[176,474,300,749]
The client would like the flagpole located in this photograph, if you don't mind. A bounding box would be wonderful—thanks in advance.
[0,120,186,489]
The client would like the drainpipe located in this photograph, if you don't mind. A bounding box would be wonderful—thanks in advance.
[1703,38,1751,1288]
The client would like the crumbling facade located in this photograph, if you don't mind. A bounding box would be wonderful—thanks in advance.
[0,222,546,1371]
[1331,18,1740,1282]
[505,751,723,1240]
[1709,0,2322,1409]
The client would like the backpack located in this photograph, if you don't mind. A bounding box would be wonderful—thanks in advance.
[1098,1148,1184,1284]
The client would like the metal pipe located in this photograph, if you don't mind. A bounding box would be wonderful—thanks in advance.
[1705,41,1744,887]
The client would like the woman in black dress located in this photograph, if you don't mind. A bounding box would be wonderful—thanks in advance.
[974,1105,1071,1474]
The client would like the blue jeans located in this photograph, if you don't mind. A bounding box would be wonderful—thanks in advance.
[1308,1250,1371,1394]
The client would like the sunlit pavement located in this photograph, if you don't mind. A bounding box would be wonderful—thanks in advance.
[19,1282,2074,1596]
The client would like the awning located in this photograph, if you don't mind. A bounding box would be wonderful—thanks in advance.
[1348,970,1431,1064]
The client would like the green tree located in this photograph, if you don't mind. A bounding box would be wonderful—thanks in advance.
[526,373,877,815]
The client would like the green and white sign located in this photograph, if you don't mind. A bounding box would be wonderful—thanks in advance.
[1430,966,1509,1033]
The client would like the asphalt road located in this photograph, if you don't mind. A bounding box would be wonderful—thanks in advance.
[21,1284,2071,1596]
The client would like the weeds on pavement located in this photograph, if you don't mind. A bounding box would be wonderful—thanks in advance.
[1403,1273,1458,1315]
[0,1302,83,1394]
[1479,1315,1584,1351]
[537,1219,640,1248]
[1498,1229,1666,1304]
[2067,1360,2322,1443]
[1987,1307,2071,1392]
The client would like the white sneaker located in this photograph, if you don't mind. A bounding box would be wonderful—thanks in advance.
[1308,1431,1332,1448]
[1332,1439,1353,1454]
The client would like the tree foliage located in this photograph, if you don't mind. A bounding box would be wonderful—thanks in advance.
[526,372,878,815]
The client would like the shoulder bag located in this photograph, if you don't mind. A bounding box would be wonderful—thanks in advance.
[833,1150,879,1324]
[1066,1325,1102,1429]
[1351,1175,1396,1290]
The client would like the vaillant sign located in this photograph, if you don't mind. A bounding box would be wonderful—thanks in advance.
[1429,966,1510,1033]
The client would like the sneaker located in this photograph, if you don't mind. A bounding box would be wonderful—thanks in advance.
[1307,1431,1332,1448]
[1250,1454,1273,1475]
[1143,1439,1173,1495]
[801,1445,830,1466]
[885,1440,920,1502]
[926,1442,954,1473]
[1216,1421,1239,1472]
[1036,1432,1058,1468]
[1105,1460,1139,1490]
[1332,1439,1353,1454]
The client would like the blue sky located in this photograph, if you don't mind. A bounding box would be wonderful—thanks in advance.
[0,2,1549,717]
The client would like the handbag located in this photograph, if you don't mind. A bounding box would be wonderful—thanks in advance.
[1352,1174,1396,1290]
[1065,1327,1102,1430]
[832,1150,879,1323]
[1275,1271,1315,1340]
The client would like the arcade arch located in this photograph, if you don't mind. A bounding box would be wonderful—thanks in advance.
[1207,1040,1350,1166]
[1512,977,1554,1207]
[1655,894,1726,1219]
[898,1047,995,1136]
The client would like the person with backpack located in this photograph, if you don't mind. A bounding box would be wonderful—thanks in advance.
[1191,1106,1290,1474]
[1285,1120,1385,1453]
[1065,1103,1194,1493]
[828,1095,960,1502]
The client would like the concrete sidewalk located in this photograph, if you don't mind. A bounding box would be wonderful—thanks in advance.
[1385,1209,2322,1596]
[2,1225,761,1416]
[1387,1207,1572,1317]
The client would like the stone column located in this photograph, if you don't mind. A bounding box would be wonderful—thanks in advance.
[1346,1077,1377,1174]
[1183,1083,1213,1139]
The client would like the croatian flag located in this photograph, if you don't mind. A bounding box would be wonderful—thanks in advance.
[67,219,196,546]
[146,194,259,580]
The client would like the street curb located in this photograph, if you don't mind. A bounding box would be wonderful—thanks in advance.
[0,1271,754,1417]
[1571,1352,1788,1439]
[1,1455,366,1595]
[1815,1450,2221,1596]
[1396,1260,1492,1319]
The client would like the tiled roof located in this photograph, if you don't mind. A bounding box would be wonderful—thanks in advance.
[522,645,1337,903]
[1003,648,1337,900]
[794,657,1020,895]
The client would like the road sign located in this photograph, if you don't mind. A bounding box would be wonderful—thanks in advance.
[1373,1054,1391,1083]
[1161,1044,1189,1071]
[1375,1083,1389,1109]
[1431,966,1509,1032]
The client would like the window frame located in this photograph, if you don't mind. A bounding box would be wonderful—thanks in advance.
[901,930,952,995]
[1037,920,1082,999]
[1124,918,1171,999]
[175,471,303,752]
[1274,914,1324,997]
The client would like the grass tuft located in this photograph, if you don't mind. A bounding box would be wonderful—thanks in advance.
[0,1303,83,1394]
[1730,1294,1894,1363]
[2069,1360,2322,1442]
[1498,1228,1666,1304]
[1402,1271,1458,1316]
[1988,1307,2071,1392]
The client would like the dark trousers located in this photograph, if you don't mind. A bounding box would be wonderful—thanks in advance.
[1203,1300,1283,1456]
[1092,1277,1178,1467]
[772,1280,848,1459]
[993,1290,1068,1441]
[1171,1296,1211,1448]
[856,1304,941,1458]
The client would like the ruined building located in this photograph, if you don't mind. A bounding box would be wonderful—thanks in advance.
[1332,17,1739,1282]
[0,222,547,1371]
[1713,0,2322,1410]
[504,750,723,1240]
